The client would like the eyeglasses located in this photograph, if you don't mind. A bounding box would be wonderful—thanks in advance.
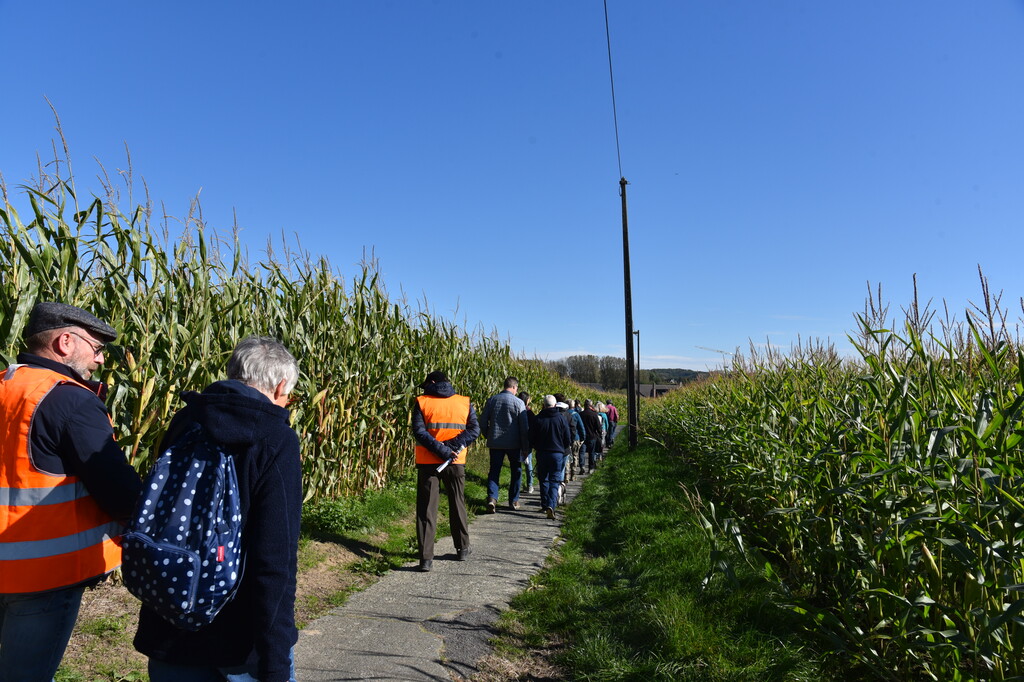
[68,331,107,357]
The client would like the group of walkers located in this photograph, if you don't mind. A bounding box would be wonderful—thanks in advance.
[1,301,620,682]
[412,373,619,572]
[502,384,619,517]
[1,302,302,682]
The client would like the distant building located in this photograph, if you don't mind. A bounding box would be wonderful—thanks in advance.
[637,383,675,398]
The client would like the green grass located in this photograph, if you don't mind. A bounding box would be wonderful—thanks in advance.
[495,440,829,682]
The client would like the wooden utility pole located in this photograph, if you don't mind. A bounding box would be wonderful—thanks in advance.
[621,177,638,449]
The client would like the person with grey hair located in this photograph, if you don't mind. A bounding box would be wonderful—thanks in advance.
[529,395,571,518]
[134,336,302,682]
[0,302,142,682]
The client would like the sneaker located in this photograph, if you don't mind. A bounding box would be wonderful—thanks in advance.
[509,500,521,510]
[545,508,555,519]
[486,498,497,513]
[528,485,535,494]
[457,547,473,561]
[418,560,433,572]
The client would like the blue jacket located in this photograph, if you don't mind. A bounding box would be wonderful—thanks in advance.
[562,408,585,441]
[480,389,528,450]
[134,380,301,682]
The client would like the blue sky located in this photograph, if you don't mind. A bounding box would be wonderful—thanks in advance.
[3,1,1023,371]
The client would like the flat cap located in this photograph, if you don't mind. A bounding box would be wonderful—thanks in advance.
[23,302,118,342]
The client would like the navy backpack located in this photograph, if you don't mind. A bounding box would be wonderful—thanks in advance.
[122,424,244,631]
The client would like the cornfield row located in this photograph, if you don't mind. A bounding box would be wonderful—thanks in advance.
[643,287,1024,680]
[1,163,597,500]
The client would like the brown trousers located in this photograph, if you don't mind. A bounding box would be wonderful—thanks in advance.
[416,463,470,561]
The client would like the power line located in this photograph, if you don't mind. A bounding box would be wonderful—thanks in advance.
[604,0,623,179]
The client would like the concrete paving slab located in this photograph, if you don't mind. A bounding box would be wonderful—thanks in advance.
[295,471,589,681]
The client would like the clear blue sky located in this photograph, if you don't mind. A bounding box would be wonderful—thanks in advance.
[3,2,1023,371]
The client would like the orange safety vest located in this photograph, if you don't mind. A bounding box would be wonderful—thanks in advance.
[415,394,471,465]
[0,365,123,594]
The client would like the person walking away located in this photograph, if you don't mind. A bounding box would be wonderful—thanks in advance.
[0,302,142,682]
[530,395,571,519]
[479,377,528,512]
[580,400,603,474]
[410,371,480,572]
[595,402,610,462]
[605,400,620,446]
[555,397,585,483]
[134,337,302,682]
[518,392,536,495]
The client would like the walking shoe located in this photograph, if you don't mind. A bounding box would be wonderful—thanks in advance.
[509,500,521,510]
[545,508,555,519]
[528,485,535,494]
[457,546,473,561]
[486,498,497,513]
[418,560,433,572]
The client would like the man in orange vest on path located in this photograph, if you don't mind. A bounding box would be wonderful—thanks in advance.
[0,302,142,681]
[411,371,480,572]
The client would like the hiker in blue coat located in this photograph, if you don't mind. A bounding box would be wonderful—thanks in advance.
[133,337,301,682]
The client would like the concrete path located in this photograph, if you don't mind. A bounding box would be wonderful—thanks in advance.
[294,471,587,681]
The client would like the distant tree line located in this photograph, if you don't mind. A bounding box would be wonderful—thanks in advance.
[543,355,707,390]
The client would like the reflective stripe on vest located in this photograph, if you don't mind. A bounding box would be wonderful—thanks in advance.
[415,394,471,465]
[0,520,123,561]
[424,421,467,430]
[0,480,90,506]
[0,365,123,593]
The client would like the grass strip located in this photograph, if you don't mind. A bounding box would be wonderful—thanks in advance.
[492,441,830,682]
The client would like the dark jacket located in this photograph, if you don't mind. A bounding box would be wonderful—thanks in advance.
[16,353,142,524]
[411,380,480,458]
[530,406,572,454]
[581,407,603,442]
[133,380,302,682]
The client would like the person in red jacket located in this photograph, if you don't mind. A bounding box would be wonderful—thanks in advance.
[0,302,142,682]
[605,400,620,446]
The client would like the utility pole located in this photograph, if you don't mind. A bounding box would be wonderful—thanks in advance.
[621,177,638,449]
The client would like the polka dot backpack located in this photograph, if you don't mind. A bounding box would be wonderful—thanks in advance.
[122,424,244,631]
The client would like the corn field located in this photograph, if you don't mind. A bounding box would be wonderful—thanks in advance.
[644,283,1024,680]
[1,161,594,500]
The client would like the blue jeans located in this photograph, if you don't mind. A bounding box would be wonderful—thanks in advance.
[521,451,533,489]
[535,451,565,511]
[487,449,522,504]
[0,584,86,682]
[148,648,296,681]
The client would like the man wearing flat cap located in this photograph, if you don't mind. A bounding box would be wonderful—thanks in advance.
[410,371,480,572]
[0,302,142,681]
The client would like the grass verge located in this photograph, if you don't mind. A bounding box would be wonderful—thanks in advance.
[480,440,832,682]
